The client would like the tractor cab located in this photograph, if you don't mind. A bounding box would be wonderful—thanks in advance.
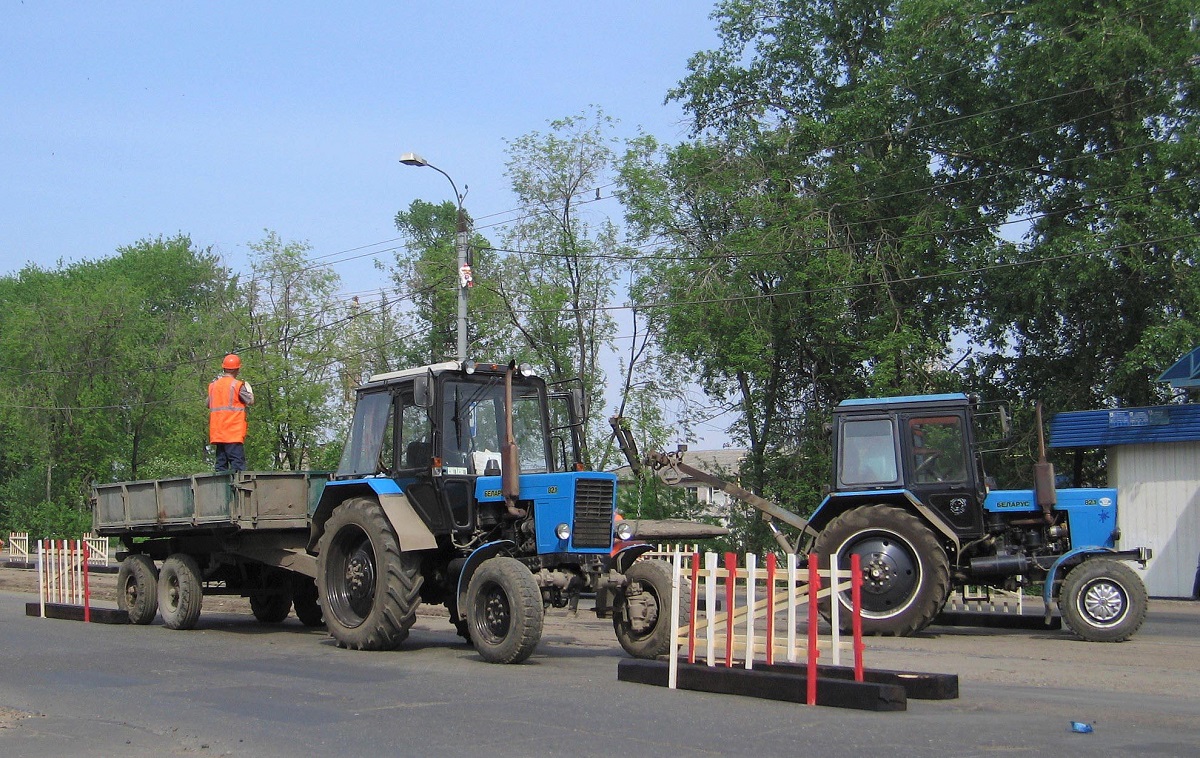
[831,393,988,539]
[332,360,589,541]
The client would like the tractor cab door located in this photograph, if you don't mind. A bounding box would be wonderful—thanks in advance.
[547,386,584,472]
[901,411,985,537]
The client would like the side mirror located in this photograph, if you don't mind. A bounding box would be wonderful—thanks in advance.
[570,387,584,421]
[412,376,429,408]
[999,405,1011,440]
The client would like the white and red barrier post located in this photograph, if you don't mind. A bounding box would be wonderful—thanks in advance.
[669,550,865,705]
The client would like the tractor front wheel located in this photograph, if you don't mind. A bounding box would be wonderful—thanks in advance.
[465,557,543,664]
[1059,558,1148,642]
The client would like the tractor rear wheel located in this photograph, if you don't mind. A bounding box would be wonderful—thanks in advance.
[318,497,423,650]
[813,504,949,636]
[1059,558,1147,642]
[465,557,543,664]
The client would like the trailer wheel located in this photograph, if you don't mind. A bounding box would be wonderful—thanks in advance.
[465,557,543,664]
[613,559,689,659]
[1059,558,1148,642]
[813,504,949,636]
[318,497,423,650]
[117,554,158,625]
[249,568,293,623]
[292,576,324,627]
[158,553,203,630]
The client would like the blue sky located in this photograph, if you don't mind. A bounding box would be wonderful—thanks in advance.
[0,2,718,285]
[1,2,734,446]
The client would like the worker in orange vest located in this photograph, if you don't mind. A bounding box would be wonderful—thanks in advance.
[208,354,255,472]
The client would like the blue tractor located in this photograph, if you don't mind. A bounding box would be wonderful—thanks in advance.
[806,393,1151,641]
[308,360,681,663]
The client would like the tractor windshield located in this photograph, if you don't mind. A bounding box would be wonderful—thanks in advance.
[439,378,551,475]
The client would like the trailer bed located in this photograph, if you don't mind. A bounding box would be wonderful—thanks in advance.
[92,471,328,537]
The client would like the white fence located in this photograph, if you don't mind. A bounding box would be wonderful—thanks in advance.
[667,551,865,703]
[8,532,109,567]
[36,539,96,620]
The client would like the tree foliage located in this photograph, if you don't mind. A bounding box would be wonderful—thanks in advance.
[618,0,1198,550]
[0,235,237,534]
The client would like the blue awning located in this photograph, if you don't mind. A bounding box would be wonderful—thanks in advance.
[1050,404,1200,448]
[1158,346,1200,389]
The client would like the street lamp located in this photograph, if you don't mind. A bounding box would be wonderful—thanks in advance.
[399,152,470,361]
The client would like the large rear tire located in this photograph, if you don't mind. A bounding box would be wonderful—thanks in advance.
[158,553,203,630]
[117,554,158,625]
[317,497,423,650]
[613,559,689,659]
[1058,558,1148,642]
[465,557,544,664]
[813,504,949,636]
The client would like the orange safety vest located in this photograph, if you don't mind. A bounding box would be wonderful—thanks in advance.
[208,375,248,443]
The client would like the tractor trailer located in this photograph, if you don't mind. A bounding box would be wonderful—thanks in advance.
[94,360,682,663]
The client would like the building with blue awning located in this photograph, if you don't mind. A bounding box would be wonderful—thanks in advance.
[1048,351,1200,598]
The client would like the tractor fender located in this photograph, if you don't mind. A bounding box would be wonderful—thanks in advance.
[612,543,654,575]
[808,490,962,555]
[309,479,437,552]
[1040,546,1120,614]
[453,540,518,622]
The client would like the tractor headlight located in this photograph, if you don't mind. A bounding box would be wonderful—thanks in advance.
[463,360,477,375]
[518,362,534,377]
[555,522,572,541]
[615,520,634,541]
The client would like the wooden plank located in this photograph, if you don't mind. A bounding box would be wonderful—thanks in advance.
[757,661,959,700]
[617,658,906,712]
[25,602,130,624]
[934,610,1062,631]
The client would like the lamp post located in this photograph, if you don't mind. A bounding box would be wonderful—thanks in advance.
[399,152,469,361]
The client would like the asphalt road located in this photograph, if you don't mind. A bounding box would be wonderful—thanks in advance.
[1,588,1198,758]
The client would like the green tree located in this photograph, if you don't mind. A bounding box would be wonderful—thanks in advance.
[389,200,511,364]
[242,231,346,470]
[495,108,630,467]
[0,235,236,531]
[962,0,1200,412]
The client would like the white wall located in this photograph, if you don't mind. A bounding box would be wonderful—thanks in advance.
[1111,442,1200,598]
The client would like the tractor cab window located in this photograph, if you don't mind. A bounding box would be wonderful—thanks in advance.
[440,378,551,475]
[399,397,432,471]
[908,416,968,484]
[840,419,899,486]
[513,387,550,473]
[336,391,392,478]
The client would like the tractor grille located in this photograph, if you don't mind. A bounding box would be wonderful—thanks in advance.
[572,477,615,548]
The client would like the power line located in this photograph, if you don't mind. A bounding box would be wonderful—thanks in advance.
[471,231,1200,317]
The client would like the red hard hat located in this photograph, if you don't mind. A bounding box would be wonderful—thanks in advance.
[222,354,241,370]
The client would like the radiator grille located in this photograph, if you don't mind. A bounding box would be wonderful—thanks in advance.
[572,478,615,548]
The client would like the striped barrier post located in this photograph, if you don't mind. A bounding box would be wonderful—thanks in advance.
[852,553,864,682]
[807,553,820,705]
